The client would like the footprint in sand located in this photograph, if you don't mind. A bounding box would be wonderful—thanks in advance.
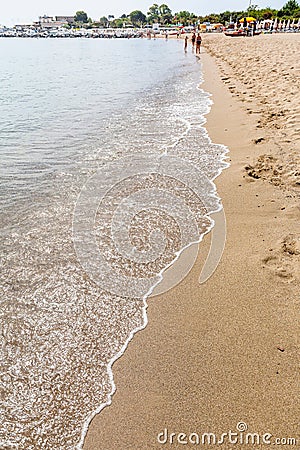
[262,234,300,283]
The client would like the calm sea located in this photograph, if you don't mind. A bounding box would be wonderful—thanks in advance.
[0,38,227,449]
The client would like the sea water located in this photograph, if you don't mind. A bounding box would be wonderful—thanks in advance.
[0,38,227,449]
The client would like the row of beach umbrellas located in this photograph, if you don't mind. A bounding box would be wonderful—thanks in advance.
[260,18,300,29]
[238,17,300,29]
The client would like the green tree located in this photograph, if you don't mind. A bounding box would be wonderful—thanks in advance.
[159,4,173,24]
[284,0,299,9]
[129,10,146,27]
[204,13,221,22]
[247,4,259,12]
[99,16,108,27]
[278,0,299,16]
[174,11,195,26]
[147,4,160,23]
[74,11,88,23]
[218,11,233,23]
[110,18,126,28]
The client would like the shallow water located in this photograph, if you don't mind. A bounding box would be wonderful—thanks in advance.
[0,38,227,449]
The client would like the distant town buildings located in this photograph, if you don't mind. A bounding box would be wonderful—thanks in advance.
[39,15,55,23]
[55,16,75,24]
[34,15,75,29]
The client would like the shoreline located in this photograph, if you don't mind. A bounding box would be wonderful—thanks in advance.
[76,58,227,448]
[83,35,299,449]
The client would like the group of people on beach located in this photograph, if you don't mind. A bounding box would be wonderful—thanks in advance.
[184,32,202,54]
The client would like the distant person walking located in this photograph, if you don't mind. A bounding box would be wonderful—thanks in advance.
[196,33,202,54]
[191,32,196,50]
[184,35,188,52]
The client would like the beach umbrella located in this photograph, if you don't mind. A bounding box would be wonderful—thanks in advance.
[278,19,282,29]
[286,19,290,29]
[291,19,295,28]
[239,17,256,23]
[282,19,286,29]
[297,18,300,28]
[273,17,278,29]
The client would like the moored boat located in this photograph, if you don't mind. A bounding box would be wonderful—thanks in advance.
[224,29,262,37]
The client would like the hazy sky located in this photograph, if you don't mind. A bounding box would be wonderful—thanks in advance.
[2,0,286,26]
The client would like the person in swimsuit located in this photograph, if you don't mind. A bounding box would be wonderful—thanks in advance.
[196,33,202,54]
[191,32,196,50]
[184,35,189,52]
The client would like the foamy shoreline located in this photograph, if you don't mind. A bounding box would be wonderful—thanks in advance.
[77,48,229,450]
[83,33,299,449]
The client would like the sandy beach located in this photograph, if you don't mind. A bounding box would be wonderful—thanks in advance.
[83,34,300,449]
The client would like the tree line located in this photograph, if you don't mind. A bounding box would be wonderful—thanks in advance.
[74,1,300,28]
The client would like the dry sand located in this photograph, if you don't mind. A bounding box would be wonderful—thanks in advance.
[83,34,299,449]
[204,33,300,192]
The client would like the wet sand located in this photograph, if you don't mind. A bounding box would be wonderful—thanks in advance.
[83,34,300,449]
